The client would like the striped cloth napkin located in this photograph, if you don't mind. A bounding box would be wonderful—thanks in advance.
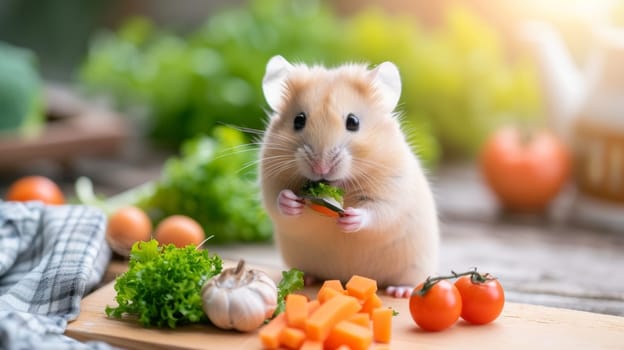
[0,201,114,350]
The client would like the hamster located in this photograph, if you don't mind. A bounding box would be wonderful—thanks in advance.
[259,55,439,298]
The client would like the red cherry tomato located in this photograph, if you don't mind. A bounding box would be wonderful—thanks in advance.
[454,274,505,325]
[5,175,65,205]
[480,126,570,212]
[409,280,462,332]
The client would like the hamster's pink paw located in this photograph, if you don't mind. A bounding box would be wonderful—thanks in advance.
[337,207,370,232]
[278,189,304,216]
[385,285,414,298]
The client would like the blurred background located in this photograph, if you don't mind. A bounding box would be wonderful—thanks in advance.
[0,0,624,230]
[0,0,624,234]
[1,0,623,314]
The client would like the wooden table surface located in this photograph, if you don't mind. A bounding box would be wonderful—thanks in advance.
[73,260,624,350]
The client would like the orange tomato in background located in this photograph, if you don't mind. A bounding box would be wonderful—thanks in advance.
[479,126,571,212]
[106,206,153,257]
[5,175,65,205]
[154,215,205,248]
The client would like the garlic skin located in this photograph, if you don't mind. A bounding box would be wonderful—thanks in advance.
[201,260,278,332]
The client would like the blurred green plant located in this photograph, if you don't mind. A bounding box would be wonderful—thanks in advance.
[77,126,272,244]
[78,0,542,163]
[79,0,344,147]
[341,7,542,158]
[0,41,45,136]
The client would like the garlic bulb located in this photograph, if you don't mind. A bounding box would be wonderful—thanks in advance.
[201,259,278,332]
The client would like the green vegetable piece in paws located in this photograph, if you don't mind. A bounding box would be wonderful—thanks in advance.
[300,181,345,216]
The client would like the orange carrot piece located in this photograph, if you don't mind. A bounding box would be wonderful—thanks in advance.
[324,320,373,350]
[336,346,351,350]
[372,307,393,343]
[306,294,361,341]
[360,293,383,316]
[318,285,343,304]
[374,345,391,350]
[259,313,287,349]
[307,299,321,316]
[309,203,342,218]
[348,313,371,328]
[279,327,307,350]
[345,275,377,301]
[300,340,323,350]
[321,280,346,293]
[286,293,309,329]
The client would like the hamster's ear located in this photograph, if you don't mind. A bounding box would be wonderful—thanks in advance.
[263,55,292,111]
[370,62,402,111]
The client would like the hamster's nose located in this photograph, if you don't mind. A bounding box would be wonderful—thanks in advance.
[311,161,331,176]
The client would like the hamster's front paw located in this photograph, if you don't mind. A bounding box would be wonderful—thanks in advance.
[337,207,370,232]
[278,189,304,216]
[385,285,414,298]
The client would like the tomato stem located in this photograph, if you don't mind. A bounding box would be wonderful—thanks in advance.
[414,268,497,296]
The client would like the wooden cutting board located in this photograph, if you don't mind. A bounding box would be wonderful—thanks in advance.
[65,261,624,350]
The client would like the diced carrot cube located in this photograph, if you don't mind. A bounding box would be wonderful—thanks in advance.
[324,320,373,350]
[299,340,323,350]
[360,293,383,316]
[279,327,306,350]
[348,313,370,328]
[373,345,391,350]
[307,299,321,316]
[306,294,361,341]
[318,285,344,304]
[321,280,346,293]
[346,275,377,301]
[286,293,309,329]
[259,313,286,349]
[372,307,393,343]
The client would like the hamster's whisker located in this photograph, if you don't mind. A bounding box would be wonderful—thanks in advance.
[261,158,299,179]
[263,134,299,148]
[218,123,265,138]
[212,145,258,163]
[345,159,391,195]
[351,156,395,174]
[237,159,263,174]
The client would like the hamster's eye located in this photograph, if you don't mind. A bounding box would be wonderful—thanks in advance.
[293,112,306,131]
[346,113,359,132]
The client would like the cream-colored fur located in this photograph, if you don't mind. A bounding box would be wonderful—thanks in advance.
[259,56,439,292]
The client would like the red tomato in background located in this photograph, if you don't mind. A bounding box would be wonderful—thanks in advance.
[455,275,505,325]
[409,280,462,332]
[480,126,570,212]
[5,175,65,205]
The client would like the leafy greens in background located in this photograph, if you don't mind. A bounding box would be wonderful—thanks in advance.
[79,0,344,149]
[342,7,542,158]
[0,41,45,136]
[77,126,272,244]
[79,0,543,164]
